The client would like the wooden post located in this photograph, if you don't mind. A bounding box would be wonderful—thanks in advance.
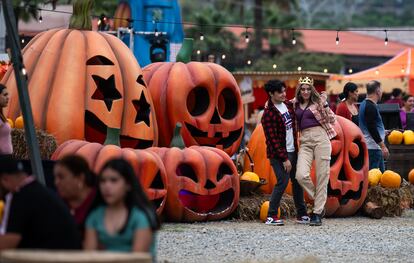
[1,0,45,185]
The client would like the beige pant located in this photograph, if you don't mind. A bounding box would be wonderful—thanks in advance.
[296,126,331,214]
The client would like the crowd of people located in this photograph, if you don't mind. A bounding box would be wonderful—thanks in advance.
[261,77,413,227]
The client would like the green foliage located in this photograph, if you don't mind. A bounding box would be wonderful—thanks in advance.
[238,52,344,73]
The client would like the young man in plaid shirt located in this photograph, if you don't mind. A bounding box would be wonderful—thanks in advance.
[261,80,309,225]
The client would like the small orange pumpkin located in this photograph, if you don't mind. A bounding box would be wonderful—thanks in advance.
[380,170,401,188]
[388,130,403,144]
[259,201,280,222]
[408,169,414,184]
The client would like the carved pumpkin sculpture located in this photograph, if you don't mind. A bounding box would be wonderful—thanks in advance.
[150,145,240,222]
[244,116,368,217]
[51,128,167,215]
[143,60,244,156]
[1,0,157,148]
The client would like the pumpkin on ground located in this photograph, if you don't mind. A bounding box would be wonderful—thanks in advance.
[368,169,382,186]
[403,130,414,145]
[245,116,369,217]
[259,201,280,222]
[1,0,158,148]
[408,169,414,184]
[143,41,244,156]
[388,130,403,144]
[380,170,401,189]
[150,144,240,222]
[51,128,167,215]
[14,116,23,129]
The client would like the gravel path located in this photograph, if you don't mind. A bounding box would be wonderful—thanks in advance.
[157,210,414,263]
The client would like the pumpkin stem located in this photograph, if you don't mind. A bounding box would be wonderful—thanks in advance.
[176,38,193,63]
[69,0,94,30]
[170,122,186,149]
[104,127,121,147]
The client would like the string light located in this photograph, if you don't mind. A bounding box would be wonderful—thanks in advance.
[401,68,406,73]
[247,59,252,65]
[384,30,388,46]
[375,69,379,75]
[297,66,302,71]
[221,54,226,60]
[245,27,250,43]
[272,64,277,69]
[38,9,43,23]
[127,19,133,33]
[291,29,296,45]
[199,32,204,41]
[21,37,25,44]
[336,30,339,45]
[196,50,201,55]
[324,68,328,73]
[348,69,353,74]
[21,67,27,76]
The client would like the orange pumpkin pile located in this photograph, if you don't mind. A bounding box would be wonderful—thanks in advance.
[387,130,414,145]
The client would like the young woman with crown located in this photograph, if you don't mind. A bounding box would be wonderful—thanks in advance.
[292,76,336,226]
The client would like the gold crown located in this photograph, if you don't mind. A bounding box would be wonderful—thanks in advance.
[298,76,314,86]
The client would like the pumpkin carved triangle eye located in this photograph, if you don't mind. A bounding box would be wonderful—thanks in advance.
[137,75,147,87]
[132,92,151,126]
[91,74,122,111]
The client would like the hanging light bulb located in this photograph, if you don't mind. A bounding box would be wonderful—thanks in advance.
[324,68,328,73]
[221,54,226,60]
[401,68,406,73]
[38,13,43,23]
[348,68,353,74]
[155,29,160,37]
[384,30,388,46]
[247,59,252,65]
[375,70,379,75]
[196,50,201,55]
[199,32,204,41]
[336,30,340,45]
[245,27,250,43]
[272,64,277,69]
[291,29,296,45]
[21,37,25,44]
[297,66,302,71]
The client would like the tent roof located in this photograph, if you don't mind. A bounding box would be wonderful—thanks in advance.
[327,48,414,94]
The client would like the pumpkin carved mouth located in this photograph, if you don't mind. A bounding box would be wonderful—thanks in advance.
[184,122,243,149]
[85,110,153,149]
[178,188,235,214]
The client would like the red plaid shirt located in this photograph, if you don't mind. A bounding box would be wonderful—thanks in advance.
[261,99,298,161]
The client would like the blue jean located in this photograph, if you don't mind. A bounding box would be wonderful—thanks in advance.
[368,149,385,172]
[268,152,307,218]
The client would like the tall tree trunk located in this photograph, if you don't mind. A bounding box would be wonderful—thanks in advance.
[254,0,262,58]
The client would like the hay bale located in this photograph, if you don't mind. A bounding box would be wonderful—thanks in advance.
[231,193,297,221]
[12,129,58,160]
[364,180,413,217]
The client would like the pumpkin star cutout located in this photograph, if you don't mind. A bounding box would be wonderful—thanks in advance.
[133,92,151,126]
[91,74,122,111]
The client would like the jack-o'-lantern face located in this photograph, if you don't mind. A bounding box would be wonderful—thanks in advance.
[143,62,244,156]
[151,146,240,222]
[2,29,158,147]
[325,116,368,217]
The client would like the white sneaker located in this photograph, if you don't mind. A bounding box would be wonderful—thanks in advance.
[296,215,311,224]
[265,217,284,226]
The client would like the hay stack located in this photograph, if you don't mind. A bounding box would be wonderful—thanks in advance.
[12,129,58,160]
[231,193,297,221]
[364,180,413,217]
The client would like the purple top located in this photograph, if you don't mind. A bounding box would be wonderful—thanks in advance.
[400,110,409,129]
[0,119,13,154]
[295,107,321,131]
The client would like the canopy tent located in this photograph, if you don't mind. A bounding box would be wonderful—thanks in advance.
[326,48,414,95]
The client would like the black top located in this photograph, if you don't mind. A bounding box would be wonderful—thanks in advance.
[364,100,382,143]
[6,180,81,249]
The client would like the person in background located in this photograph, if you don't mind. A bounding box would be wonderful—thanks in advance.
[0,155,81,250]
[54,155,96,237]
[400,94,414,129]
[84,158,160,260]
[336,82,359,125]
[261,80,309,226]
[385,87,404,108]
[293,76,336,226]
[0,84,12,155]
[359,81,389,172]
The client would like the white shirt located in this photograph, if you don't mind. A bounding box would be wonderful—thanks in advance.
[275,103,295,152]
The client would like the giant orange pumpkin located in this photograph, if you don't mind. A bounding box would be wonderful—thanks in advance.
[1,0,157,148]
[113,1,131,30]
[143,62,244,156]
[51,128,167,215]
[244,116,368,217]
[150,145,240,222]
